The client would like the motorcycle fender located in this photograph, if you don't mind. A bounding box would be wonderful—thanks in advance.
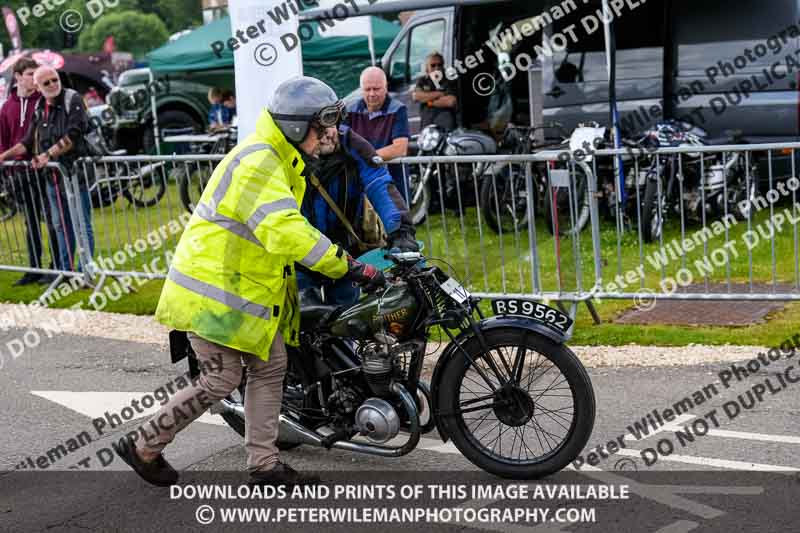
[430,316,566,443]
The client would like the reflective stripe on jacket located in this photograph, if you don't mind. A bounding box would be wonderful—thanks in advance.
[155,109,349,360]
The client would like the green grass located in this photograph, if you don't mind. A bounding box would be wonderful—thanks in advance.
[1,184,798,347]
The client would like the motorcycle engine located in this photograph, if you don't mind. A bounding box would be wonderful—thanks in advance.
[359,337,400,397]
[355,398,401,443]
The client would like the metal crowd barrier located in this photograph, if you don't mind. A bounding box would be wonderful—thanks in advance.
[72,154,224,300]
[396,141,800,316]
[0,161,93,303]
[2,143,800,321]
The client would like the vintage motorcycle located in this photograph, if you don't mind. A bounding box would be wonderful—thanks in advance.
[85,105,166,209]
[637,121,758,242]
[482,122,595,237]
[409,125,497,225]
[177,251,596,479]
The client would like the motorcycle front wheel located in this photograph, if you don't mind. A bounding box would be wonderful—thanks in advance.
[178,163,213,214]
[480,164,534,235]
[409,167,431,225]
[543,175,590,237]
[436,327,595,479]
[122,167,167,208]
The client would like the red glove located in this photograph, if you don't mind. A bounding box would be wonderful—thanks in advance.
[346,256,386,292]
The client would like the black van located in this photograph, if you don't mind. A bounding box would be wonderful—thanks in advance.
[308,0,800,157]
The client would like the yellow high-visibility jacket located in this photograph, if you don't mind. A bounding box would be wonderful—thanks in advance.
[155,110,348,360]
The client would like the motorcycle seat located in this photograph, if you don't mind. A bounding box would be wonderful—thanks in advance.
[298,288,341,329]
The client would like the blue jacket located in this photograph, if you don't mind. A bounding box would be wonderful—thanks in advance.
[302,125,409,250]
[208,103,234,126]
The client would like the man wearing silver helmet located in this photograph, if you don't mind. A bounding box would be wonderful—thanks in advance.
[115,77,386,488]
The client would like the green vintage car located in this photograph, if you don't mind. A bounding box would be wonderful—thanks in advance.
[108,67,234,154]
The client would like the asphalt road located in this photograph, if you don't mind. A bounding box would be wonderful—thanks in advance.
[1,329,799,532]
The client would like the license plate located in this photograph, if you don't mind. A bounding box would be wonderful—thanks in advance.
[491,299,573,334]
[440,276,470,304]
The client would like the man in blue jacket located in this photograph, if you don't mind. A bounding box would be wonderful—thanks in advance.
[299,124,417,305]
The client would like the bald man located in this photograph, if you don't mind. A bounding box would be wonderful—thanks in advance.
[0,65,95,272]
[345,66,411,202]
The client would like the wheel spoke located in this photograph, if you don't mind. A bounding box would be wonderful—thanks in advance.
[455,339,580,466]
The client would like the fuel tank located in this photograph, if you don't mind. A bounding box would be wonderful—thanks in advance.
[329,282,419,340]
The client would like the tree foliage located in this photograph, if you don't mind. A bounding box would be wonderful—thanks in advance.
[77,11,169,57]
[0,0,201,57]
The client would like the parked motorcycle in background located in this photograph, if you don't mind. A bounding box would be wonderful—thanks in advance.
[637,121,758,243]
[85,105,166,209]
[481,122,596,237]
[408,125,497,224]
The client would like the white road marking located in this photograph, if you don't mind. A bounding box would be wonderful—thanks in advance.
[31,391,226,426]
[674,426,800,445]
[615,447,799,472]
[624,414,697,441]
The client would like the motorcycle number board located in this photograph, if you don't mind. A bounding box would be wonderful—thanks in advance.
[441,276,470,304]
[491,299,573,334]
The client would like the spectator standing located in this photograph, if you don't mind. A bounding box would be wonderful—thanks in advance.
[345,67,410,202]
[413,52,458,131]
[0,57,59,285]
[0,66,95,272]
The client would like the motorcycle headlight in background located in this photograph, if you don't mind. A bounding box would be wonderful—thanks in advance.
[418,125,443,152]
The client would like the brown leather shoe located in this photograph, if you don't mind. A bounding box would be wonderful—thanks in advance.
[113,438,178,487]
[248,462,320,488]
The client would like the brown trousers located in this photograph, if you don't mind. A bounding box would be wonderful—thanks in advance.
[135,332,288,473]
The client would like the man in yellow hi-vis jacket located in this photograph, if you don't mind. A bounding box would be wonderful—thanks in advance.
[115,77,386,488]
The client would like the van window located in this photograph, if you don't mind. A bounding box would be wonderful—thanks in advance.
[674,0,796,76]
[409,20,446,79]
[388,32,410,82]
[550,1,664,82]
[388,19,446,83]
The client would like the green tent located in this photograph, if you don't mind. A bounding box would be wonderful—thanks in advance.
[147,16,401,96]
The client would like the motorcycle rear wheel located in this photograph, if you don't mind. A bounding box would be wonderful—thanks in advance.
[437,327,595,479]
[122,170,167,208]
[641,178,664,243]
[543,169,590,237]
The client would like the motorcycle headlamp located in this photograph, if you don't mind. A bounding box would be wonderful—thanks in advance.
[419,125,443,152]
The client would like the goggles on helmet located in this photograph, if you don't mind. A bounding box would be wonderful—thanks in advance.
[314,100,347,128]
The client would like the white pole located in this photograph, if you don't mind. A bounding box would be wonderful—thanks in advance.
[148,69,160,155]
[229,0,303,140]
[368,19,376,65]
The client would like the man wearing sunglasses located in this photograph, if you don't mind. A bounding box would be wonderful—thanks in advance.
[114,77,386,489]
[0,65,95,273]
[413,52,458,131]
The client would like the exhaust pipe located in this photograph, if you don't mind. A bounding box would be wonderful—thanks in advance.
[221,384,423,457]
[278,414,324,446]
